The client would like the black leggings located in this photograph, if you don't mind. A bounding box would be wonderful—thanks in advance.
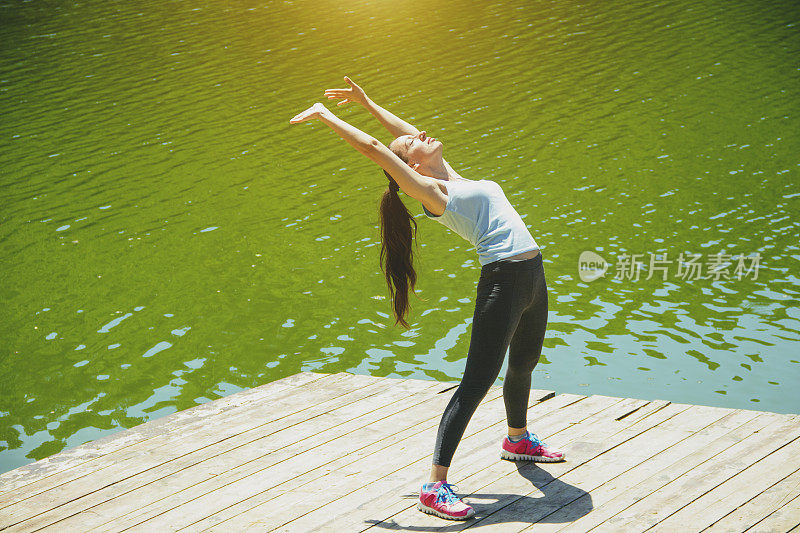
[432,252,549,468]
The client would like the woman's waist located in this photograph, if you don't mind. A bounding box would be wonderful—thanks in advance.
[504,249,540,261]
[481,248,542,271]
[474,227,540,264]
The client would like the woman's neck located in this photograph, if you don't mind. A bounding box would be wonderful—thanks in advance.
[424,167,448,180]
[420,159,464,181]
[433,167,463,181]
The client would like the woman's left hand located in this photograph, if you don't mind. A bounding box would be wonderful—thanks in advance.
[289,102,328,124]
[323,76,368,107]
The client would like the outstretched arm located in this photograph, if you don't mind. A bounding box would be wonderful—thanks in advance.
[324,76,458,175]
[289,103,439,205]
[365,98,420,139]
[324,76,419,139]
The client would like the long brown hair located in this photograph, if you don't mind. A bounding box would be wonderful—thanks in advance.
[379,144,420,329]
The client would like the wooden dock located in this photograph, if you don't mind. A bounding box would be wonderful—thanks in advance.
[1,371,799,532]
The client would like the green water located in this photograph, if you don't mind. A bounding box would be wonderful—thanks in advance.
[1,0,798,474]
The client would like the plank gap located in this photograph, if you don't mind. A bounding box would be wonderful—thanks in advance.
[616,400,668,422]
[437,384,459,394]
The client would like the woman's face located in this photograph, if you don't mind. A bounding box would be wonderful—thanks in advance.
[397,130,442,166]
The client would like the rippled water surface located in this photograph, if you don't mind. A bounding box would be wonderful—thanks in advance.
[1,0,798,473]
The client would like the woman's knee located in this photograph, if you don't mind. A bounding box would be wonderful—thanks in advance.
[508,342,542,374]
[509,357,539,376]
[457,374,496,403]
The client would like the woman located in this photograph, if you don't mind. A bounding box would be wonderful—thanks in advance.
[290,77,565,521]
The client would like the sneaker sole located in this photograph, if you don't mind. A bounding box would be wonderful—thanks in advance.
[416,501,475,520]
[500,449,566,462]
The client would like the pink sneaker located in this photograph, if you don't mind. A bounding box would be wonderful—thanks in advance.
[501,431,566,462]
[417,481,475,520]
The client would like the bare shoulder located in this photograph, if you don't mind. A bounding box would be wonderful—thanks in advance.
[420,177,448,217]
[420,158,461,216]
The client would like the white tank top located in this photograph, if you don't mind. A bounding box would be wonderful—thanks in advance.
[422,179,540,266]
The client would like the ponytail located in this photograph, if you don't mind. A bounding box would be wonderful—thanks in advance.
[379,169,419,329]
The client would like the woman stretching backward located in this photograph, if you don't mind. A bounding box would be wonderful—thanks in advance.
[290,77,565,521]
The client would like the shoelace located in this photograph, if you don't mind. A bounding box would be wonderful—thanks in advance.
[436,483,461,505]
[527,432,546,447]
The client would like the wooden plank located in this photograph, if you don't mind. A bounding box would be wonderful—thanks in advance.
[75,380,456,530]
[2,373,421,531]
[128,387,560,532]
[5,370,795,533]
[186,385,523,531]
[525,408,769,533]
[590,414,800,532]
[373,400,690,532]
[0,371,334,498]
[83,380,456,531]
[743,493,800,532]
[269,394,626,532]
[0,372,367,529]
[0,371,343,508]
[8,374,442,532]
[611,399,672,426]
[551,411,786,533]
[651,436,800,532]
[189,386,518,531]
[196,389,566,532]
[491,405,748,533]
[707,466,800,532]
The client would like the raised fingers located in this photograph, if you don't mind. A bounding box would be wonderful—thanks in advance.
[289,106,316,123]
[289,111,310,123]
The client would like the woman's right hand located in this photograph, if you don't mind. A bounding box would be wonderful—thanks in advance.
[289,102,328,124]
[323,76,368,107]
